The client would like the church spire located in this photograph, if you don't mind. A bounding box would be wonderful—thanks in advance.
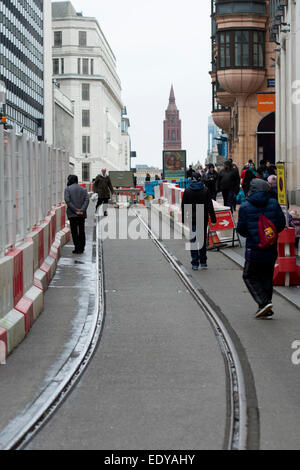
[164,84,182,150]
[168,85,177,111]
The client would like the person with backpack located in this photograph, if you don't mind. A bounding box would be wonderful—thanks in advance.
[237,179,286,319]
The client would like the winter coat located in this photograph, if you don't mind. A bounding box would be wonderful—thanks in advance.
[242,170,257,196]
[182,180,217,226]
[237,191,286,263]
[65,184,90,219]
[204,170,218,198]
[93,174,114,199]
[218,168,240,193]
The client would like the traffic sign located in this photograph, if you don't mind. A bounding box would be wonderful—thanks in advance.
[209,210,235,232]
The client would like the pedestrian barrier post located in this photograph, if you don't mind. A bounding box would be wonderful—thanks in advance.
[273,228,300,287]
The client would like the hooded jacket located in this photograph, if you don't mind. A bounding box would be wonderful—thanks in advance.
[237,181,286,262]
[182,180,216,226]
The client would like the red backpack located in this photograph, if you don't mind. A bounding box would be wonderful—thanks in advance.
[258,214,278,249]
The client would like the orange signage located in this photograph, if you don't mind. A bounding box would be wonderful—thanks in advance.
[257,93,276,113]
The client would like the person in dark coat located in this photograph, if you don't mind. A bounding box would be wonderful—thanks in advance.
[187,165,196,179]
[237,179,286,319]
[204,164,218,201]
[65,175,90,254]
[93,168,114,215]
[258,160,276,180]
[217,160,240,212]
[182,176,217,270]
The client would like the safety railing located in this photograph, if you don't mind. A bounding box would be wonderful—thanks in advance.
[0,126,69,258]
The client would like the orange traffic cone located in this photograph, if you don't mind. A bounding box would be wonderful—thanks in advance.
[207,231,226,250]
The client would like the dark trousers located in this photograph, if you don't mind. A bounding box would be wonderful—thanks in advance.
[69,217,86,253]
[243,260,276,309]
[96,197,109,212]
[222,189,235,213]
[190,223,208,267]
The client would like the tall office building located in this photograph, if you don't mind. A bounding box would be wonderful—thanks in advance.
[0,0,51,139]
[52,1,130,181]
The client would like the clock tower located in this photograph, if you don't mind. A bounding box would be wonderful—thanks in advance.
[163,85,182,150]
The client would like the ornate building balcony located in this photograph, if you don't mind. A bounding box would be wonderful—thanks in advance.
[217,68,266,95]
[212,109,231,134]
[216,90,235,107]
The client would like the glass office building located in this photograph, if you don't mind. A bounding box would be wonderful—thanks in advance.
[0,0,44,138]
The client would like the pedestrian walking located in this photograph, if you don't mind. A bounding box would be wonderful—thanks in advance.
[258,160,276,180]
[93,168,114,215]
[187,165,196,179]
[242,162,258,197]
[204,163,218,201]
[217,160,240,212]
[182,175,217,270]
[237,179,286,319]
[65,175,90,254]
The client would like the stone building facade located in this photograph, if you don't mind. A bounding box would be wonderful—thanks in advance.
[52,1,130,182]
[210,0,276,170]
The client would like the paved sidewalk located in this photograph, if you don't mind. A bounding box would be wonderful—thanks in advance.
[221,245,300,310]
[0,209,96,435]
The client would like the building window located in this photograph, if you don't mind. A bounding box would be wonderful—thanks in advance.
[235,31,249,67]
[54,31,62,47]
[218,30,265,69]
[82,163,90,182]
[79,31,87,47]
[78,58,81,74]
[82,59,89,75]
[82,110,90,127]
[253,31,265,67]
[53,58,59,75]
[61,58,64,75]
[82,84,90,101]
[82,136,91,154]
[219,31,231,68]
[91,59,94,75]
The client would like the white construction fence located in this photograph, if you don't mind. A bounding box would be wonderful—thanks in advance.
[0,126,69,257]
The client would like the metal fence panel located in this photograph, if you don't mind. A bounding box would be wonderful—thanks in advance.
[0,130,69,257]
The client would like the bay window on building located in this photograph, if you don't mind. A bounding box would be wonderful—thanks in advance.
[218,30,265,68]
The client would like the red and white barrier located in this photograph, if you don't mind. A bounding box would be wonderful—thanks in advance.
[0,204,70,359]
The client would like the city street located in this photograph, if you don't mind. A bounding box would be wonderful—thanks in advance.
[0,208,299,450]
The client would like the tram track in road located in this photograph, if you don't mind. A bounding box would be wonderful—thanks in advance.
[0,206,259,450]
[0,217,105,451]
[133,207,260,450]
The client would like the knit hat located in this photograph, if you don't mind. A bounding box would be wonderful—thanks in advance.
[268,175,277,189]
[248,178,270,195]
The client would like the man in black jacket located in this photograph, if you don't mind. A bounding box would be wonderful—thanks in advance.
[65,175,90,254]
[182,177,217,270]
[218,160,240,212]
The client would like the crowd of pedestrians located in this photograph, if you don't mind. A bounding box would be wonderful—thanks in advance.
[183,158,287,319]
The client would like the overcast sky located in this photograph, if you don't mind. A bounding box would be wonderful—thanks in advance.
[56,0,212,168]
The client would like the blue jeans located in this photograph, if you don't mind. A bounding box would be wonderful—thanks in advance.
[190,224,207,267]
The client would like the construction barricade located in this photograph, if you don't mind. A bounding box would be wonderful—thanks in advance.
[273,228,300,287]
